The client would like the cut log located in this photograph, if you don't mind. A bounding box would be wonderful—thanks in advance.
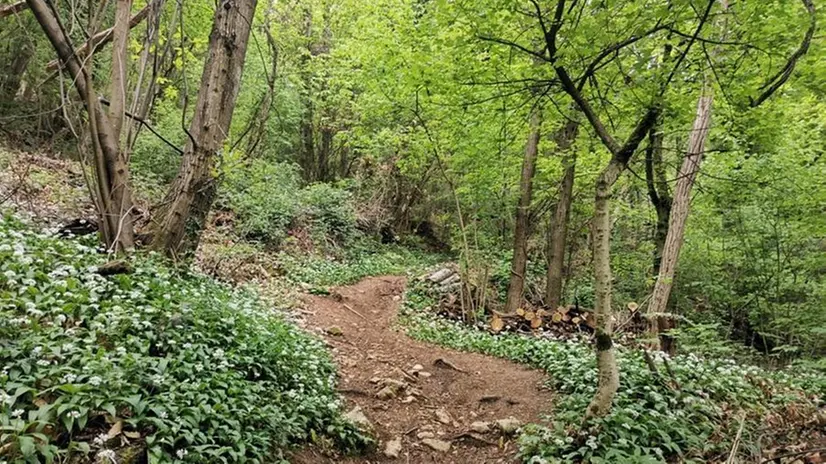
[428,268,455,284]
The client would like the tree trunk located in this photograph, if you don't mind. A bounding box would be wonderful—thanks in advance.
[318,125,333,181]
[151,0,258,258]
[586,159,624,418]
[108,0,131,139]
[647,92,713,349]
[644,122,672,274]
[503,106,542,314]
[1,36,33,100]
[545,118,579,310]
[25,0,135,252]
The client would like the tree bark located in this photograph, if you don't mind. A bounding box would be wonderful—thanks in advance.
[1,35,33,99]
[151,0,258,258]
[25,0,135,251]
[586,158,624,418]
[647,92,713,349]
[545,118,579,310]
[108,0,131,138]
[503,106,542,314]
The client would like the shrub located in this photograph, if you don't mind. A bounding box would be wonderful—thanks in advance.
[0,214,368,463]
[221,160,358,250]
[400,279,823,463]
[222,159,303,246]
[297,183,358,246]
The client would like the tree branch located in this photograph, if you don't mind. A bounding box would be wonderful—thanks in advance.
[45,2,152,72]
[555,65,620,154]
[477,35,550,63]
[749,0,816,107]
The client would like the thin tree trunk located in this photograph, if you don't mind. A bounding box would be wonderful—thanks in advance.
[26,0,135,251]
[318,125,333,181]
[545,118,579,310]
[151,0,258,258]
[647,92,713,349]
[586,158,624,418]
[504,106,542,314]
[644,122,672,274]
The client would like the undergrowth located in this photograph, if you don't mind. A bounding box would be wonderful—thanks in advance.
[278,240,444,287]
[0,214,369,463]
[400,279,824,464]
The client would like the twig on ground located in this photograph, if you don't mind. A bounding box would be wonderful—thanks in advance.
[343,303,368,320]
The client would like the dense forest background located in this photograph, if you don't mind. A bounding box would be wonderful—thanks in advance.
[1,0,825,462]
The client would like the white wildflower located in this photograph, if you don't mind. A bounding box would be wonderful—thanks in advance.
[93,433,108,446]
[68,410,81,419]
[11,409,24,418]
[176,449,188,459]
[96,449,117,463]
[88,376,102,386]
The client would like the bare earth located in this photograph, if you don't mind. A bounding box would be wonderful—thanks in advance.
[291,276,550,464]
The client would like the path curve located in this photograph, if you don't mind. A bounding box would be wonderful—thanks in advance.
[291,276,550,463]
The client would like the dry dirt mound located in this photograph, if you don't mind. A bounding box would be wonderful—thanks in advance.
[292,276,551,464]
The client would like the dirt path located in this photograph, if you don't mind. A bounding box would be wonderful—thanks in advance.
[291,276,550,464]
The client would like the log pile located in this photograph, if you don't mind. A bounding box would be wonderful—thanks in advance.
[489,304,595,336]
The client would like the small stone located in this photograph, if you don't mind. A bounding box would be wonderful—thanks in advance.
[470,421,491,433]
[416,431,435,439]
[344,406,371,429]
[392,295,401,301]
[326,326,343,336]
[418,371,432,378]
[401,395,415,404]
[369,377,382,384]
[376,386,398,400]
[435,408,452,424]
[411,364,424,372]
[421,438,451,452]
[495,417,521,435]
[384,437,402,459]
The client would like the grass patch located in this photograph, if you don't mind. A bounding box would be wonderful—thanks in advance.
[400,279,824,463]
[0,214,369,463]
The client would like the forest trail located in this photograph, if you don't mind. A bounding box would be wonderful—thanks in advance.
[291,276,550,464]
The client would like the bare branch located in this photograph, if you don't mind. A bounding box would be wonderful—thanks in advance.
[45,2,152,72]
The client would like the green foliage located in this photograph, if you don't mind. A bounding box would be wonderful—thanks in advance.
[298,183,358,245]
[222,160,303,245]
[400,279,823,464]
[221,160,358,249]
[278,240,443,287]
[0,215,369,463]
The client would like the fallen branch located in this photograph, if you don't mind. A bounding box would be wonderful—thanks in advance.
[433,357,466,373]
[0,1,27,18]
[761,447,826,463]
[342,303,367,320]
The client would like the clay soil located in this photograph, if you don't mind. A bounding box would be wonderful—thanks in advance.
[291,276,551,464]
